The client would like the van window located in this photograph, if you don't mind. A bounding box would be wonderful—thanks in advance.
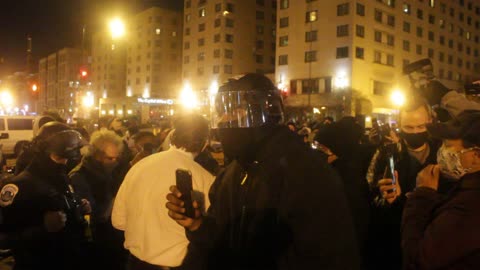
[0,118,4,131]
[7,119,34,130]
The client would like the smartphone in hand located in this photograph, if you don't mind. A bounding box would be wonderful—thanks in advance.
[175,169,195,218]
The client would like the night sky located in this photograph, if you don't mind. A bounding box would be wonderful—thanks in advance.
[0,0,183,77]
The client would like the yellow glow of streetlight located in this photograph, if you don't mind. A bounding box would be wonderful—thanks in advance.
[82,91,94,108]
[179,82,198,109]
[391,89,406,107]
[209,80,219,96]
[109,18,126,39]
[0,91,14,107]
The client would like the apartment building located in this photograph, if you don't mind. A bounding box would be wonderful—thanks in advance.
[276,0,480,118]
[38,48,83,115]
[182,0,277,91]
[126,6,183,99]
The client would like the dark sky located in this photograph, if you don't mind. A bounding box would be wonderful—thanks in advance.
[0,0,182,77]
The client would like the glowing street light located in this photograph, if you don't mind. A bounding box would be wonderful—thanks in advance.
[82,91,95,108]
[209,80,219,97]
[109,18,126,39]
[391,89,406,107]
[333,71,350,89]
[179,82,199,109]
[0,91,14,108]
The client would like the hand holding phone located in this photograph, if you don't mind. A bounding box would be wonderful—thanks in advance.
[175,169,195,218]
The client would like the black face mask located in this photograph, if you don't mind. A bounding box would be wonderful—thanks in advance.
[400,131,429,149]
[217,127,274,163]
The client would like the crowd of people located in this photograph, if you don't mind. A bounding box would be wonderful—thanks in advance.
[0,73,479,270]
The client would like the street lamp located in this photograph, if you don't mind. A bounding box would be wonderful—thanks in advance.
[109,18,126,39]
[0,90,14,108]
[390,89,406,107]
[179,82,199,110]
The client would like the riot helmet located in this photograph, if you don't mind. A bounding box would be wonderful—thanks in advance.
[33,122,86,160]
[211,73,284,129]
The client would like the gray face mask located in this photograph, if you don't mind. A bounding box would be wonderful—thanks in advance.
[436,145,476,180]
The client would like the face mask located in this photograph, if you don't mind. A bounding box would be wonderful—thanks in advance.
[401,131,429,149]
[436,145,472,180]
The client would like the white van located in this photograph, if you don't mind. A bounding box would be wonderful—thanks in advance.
[0,116,35,156]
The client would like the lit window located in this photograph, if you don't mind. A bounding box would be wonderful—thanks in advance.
[403,3,411,14]
[156,28,161,35]
[306,11,318,22]
[199,8,206,17]
[429,0,435,8]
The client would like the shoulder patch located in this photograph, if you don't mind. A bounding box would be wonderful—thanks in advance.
[0,184,19,207]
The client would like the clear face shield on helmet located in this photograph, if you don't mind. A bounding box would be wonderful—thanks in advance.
[210,89,284,129]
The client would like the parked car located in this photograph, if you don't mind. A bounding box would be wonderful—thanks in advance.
[0,116,35,156]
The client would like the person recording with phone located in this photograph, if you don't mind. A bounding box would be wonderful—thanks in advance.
[365,98,447,270]
[112,114,214,270]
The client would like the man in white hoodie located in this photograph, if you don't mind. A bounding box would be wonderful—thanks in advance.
[112,114,214,270]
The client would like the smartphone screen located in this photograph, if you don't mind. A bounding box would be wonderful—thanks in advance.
[175,169,195,218]
[389,156,396,187]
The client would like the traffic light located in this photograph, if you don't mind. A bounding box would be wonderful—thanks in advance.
[80,69,88,78]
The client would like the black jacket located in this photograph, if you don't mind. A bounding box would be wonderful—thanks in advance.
[184,127,360,270]
[0,159,88,270]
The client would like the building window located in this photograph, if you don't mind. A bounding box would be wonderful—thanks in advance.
[197,52,205,61]
[186,0,191,8]
[185,14,191,22]
[214,49,220,58]
[213,65,220,74]
[356,25,365,37]
[428,14,435,24]
[255,26,264,35]
[403,21,410,32]
[416,44,422,55]
[224,65,233,74]
[416,27,423,37]
[373,80,391,96]
[225,34,234,43]
[448,55,453,64]
[417,9,423,20]
[226,3,234,12]
[306,11,318,22]
[355,47,364,59]
[403,3,411,14]
[439,52,445,62]
[256,0,264,6]
[256,55,263,63]
[198,38,205,46]
[279,17,289,28]
[279,36,288,46]
[337,3,349,16]
[356,3,365,16]
[336,47,349,58]
[302,79,319,94]
[256,11,264,20]
[337,24,349,37]
[429,0,435,7]
[184,42,190,49]
[448,39,453,48]
[185,28,190,35]
[279,55,288,65]
[197,67,204,76]
[428,31,434,41]
[387,15,395,27]
[256,40,264,49]
[198,23,205,32]
[280,0,289,9]
[305,50,317,62]
[374,9,382,23]
[225,49,233,59]
[387,54,394,66]
[226,18,234,27]
[305,30,318,42]
[214,34,220,43]
[403,40,410,51]
[439,35,445,45]
[215,3,221,12]
[428,48,434,58]
[199,8,206,17]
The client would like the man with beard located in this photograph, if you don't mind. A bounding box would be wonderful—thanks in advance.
[165,73,360,270]
[69,129,126,270]
[0,122,91,270]
[365,98,453,269]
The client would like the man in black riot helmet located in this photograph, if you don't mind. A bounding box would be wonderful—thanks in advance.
[166,73,360,270]
[0,122,92,270]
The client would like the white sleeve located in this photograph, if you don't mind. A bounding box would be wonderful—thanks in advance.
[111,174,129,231]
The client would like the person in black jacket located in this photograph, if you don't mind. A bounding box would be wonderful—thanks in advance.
[69,129,127,270]
[0,122,91,270]
[365,98,454,270]
[165,73,360,270]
